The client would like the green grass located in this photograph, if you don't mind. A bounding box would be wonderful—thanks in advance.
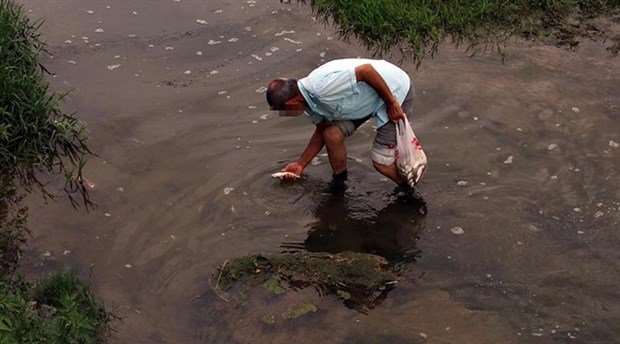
[0,3,108,341]
[0,270,111,343]
[293,0,620,65]
[0,0,91,207]
[0,179,27,282]
[0,173,111,344]
[0,208,26,282]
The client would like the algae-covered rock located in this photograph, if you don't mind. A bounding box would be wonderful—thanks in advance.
[262,277,286,295]
[281,301,318,319]
[336,290,351,300]
[214,251,398,309]
[261,314,276,325]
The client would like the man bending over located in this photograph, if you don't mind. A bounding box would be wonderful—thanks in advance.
[266,58,414,187]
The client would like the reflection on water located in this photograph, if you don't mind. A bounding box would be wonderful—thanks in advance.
[282,188,427,265]
[276,185,427,312]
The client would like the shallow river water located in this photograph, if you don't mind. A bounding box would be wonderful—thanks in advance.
[19,0,619,343]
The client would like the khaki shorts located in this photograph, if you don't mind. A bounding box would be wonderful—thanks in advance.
[331,80,415,165]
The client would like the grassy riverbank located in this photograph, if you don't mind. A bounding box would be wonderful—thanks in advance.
[0,0,90,207]
[0,270,111,343]
[1,0,109,341]
[1,190,109,342]
[296,0,620,64]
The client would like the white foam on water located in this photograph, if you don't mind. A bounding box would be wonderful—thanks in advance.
[283,37,301,44]
[275,30,295,36]
[451,227,464,235]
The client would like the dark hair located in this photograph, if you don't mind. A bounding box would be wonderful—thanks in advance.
[266,78,299,109]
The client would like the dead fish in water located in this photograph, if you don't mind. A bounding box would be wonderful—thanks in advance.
[271,172,301,180]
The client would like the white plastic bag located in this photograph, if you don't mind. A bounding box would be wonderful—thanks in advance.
[395,116,427,187]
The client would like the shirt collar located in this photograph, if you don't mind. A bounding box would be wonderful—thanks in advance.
[297,79,318,112]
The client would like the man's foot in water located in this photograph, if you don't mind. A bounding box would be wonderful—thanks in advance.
[395,181,413,193]
[393,181,418,200]
[328,169,348,193]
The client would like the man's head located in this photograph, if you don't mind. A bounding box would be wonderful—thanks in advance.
[266,78,305,116]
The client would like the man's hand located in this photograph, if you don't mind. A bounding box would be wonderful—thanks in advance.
[281,162,304,180]
[387,100,405,123]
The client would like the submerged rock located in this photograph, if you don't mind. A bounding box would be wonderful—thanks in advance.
[261,314,276,324]
[214,252,398,309]
[281,301,317,319]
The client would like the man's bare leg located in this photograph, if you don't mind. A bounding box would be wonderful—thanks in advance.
[323,125,347,175]
[373,162,404,184]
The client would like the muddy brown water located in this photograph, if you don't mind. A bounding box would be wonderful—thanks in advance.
[18,0,619,343]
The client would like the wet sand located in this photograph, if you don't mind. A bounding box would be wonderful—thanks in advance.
[18,0,620,343]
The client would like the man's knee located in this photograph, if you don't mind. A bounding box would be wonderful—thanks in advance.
[323,125,345,146]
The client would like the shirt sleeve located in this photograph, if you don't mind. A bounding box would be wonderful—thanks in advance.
[311,68,359,102]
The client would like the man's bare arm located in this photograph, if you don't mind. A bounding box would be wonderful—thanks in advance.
[298,121,327,168]
[280,121,327,178]
[355,64,404,122]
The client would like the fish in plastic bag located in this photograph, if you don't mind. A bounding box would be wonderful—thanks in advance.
[395,116,427,187]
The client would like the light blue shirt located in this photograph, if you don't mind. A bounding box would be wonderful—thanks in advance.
[298,58,411,129]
